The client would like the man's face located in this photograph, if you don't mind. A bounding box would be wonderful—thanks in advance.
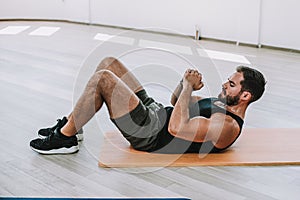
[218,72,244,106]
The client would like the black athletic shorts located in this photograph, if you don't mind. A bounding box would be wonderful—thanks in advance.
[110,89,166,151]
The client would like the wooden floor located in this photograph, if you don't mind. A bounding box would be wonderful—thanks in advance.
[0,21,300,199]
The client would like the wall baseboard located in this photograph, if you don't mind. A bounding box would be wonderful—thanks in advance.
[1,18,299,54]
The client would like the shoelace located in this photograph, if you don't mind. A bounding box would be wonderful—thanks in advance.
[43,130,55,144]
[49,118,63,131]
[55,119,63,127]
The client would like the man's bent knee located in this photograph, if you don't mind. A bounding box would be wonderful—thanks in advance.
[101,56,118,67]
[95,69,116,80]
[89,70,116,88]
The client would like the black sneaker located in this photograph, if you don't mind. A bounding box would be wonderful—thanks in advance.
[30,128,79,154]
[38,117,83,141]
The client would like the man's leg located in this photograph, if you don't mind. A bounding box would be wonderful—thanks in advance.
[64,57,145,134]
[95,57,143,94]
[66,57,143,118]
[30,69,142,154]
[31,57,147,154]
[37,57,144,139]
[61,69,141,137]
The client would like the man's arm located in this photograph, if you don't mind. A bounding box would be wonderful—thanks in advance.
[170,80,183,106]
[170,79,202,106]
[168,80,210,142]
[168,69,236,145]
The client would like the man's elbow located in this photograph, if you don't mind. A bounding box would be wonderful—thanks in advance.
[170,96,176,106]
[168,123,180,136]
[170,101,175,106]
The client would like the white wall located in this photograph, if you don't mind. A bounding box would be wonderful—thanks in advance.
[0,0,299,50]
[90,0,260,44]
[260,0,300,50]
[64,0,89,23]
[236,0,261,45]
[0,0,89,23]
[0,0,65,20]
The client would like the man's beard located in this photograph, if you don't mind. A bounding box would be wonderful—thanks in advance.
[218,92,241,106]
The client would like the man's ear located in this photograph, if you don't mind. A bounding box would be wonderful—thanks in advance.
[241,91,252,102]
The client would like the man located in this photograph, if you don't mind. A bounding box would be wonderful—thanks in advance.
[30,57,266,154]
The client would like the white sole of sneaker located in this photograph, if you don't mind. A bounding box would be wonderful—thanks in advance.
[30,145,79,154]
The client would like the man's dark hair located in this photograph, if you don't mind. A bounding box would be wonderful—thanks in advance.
[236,66,266,104]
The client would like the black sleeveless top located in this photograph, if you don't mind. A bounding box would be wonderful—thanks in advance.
[151,98,244,154]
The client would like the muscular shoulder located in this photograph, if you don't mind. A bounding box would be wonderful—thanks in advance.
[208,113,240,149]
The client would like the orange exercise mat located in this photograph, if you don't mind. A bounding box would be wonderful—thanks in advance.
[98,128,300,168]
